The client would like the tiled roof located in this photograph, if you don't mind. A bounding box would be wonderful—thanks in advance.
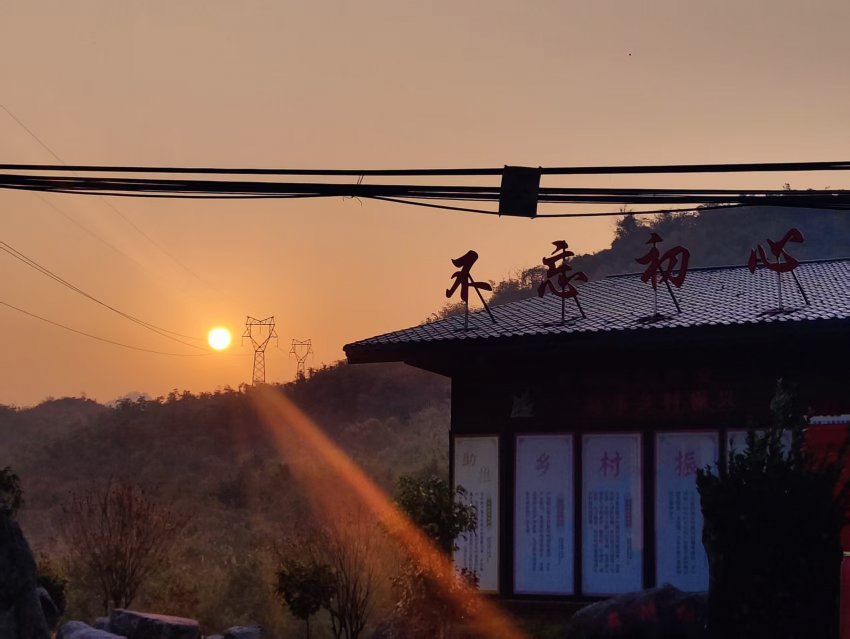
[344,259,850,359]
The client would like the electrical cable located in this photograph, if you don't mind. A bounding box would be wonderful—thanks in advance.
[4,159,850,176]
[0,240,205,347]
[0,299,208,357]
[0,103,209,282]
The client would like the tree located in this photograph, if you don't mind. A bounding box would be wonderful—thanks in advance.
[390,475,478,639]
[0,466,23,517]
[697,381,850,639]
[275,555,335,638]
[60,480,185,614]
[275,515,379,639]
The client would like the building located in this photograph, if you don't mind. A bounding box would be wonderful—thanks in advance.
[344,258,850,601]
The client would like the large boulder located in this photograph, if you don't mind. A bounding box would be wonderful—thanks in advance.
[566,584,707,639]
[57,620,125,639]
[109,609,200,639]
[0,514,50,639]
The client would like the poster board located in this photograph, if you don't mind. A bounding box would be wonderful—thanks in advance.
[581,433,643,594]
[655,431,718,591]
[514,434,574,594]
[453,436,500,592]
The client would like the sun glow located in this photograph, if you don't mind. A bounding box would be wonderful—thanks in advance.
[207,327,232,351]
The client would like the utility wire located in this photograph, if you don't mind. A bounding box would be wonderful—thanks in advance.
[0,240,205,348]
[0,103,206,282]
[2,172,849,213]
[4,160,850,176]
[0,299,208,357]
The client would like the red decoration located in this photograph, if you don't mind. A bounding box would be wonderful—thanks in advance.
[445,250,496,328]
[636,233,690,290]
[747,228,804,274]
[747,228,810,309]
[446,250,492,302]
[636,233,690,315]
[537,240,588,322]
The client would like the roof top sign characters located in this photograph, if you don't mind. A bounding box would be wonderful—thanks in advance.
[538,240,588,323]
[446,250,496,330]
[636,233,690,316]
[748,228,810,309]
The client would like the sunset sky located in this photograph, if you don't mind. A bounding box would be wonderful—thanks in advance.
[2,0,850,406]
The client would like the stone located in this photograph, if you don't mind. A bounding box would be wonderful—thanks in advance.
[565,583,708,639]
[109,609,200,639]
[0,514,50,639]
[57,620,126,639]
[94,617,112,631]
[223,626,263,639]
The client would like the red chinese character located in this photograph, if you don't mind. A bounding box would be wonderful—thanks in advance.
[538,240,588,322]
[636,233,690,290]
[600,451,623,478]
[748,228,804,274]
[675,450,697,477]
[446,250,492,302]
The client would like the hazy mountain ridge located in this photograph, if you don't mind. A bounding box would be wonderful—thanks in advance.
[3,205,849,633]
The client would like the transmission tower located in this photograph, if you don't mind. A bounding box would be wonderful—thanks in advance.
[242,316,278,385]
[289,339,313,379]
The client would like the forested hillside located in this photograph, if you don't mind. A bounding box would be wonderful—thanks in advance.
[4,205,849,636]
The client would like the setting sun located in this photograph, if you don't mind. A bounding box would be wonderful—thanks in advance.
[207,327,232,351]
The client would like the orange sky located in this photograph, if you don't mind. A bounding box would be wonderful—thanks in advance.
[2,1,850,406]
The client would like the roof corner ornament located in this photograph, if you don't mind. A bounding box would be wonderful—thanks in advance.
[636,232,690,317]
[446,250,496,330]
[748,227,810,309]
[537,240,588,324]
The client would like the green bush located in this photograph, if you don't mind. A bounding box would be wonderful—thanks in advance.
[697,381,850,639]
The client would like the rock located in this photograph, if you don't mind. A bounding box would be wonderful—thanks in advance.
[109,609,200,639]
[223,626,263,639]
[36,586,59,630]
[0,514,50,639]
[57,620,126,639]
[94,617,112,631]
[566,583,708,639]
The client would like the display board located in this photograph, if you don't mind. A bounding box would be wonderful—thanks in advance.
[581,433,643,594]
[514,434,574,594]
[655,431,718,591]
[453,436,500,592]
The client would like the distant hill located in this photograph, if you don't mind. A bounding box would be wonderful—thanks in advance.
[0,362,449,633]
[6,204,848,634]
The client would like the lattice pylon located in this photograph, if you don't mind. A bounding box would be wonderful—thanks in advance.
[242,316,278,385]
[289,339,313,379]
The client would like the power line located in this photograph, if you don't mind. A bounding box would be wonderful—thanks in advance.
[0,239,205,348]
[1,171,848,213]
[3,159,850,176]
[0,299,208,357]
[0,103,207,282]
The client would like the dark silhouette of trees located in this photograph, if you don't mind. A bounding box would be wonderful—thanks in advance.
[0,466,23,516]
[697,382,850,639]
[275,515,379,639]
[60,480,185,614]
[389,475,478,639]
